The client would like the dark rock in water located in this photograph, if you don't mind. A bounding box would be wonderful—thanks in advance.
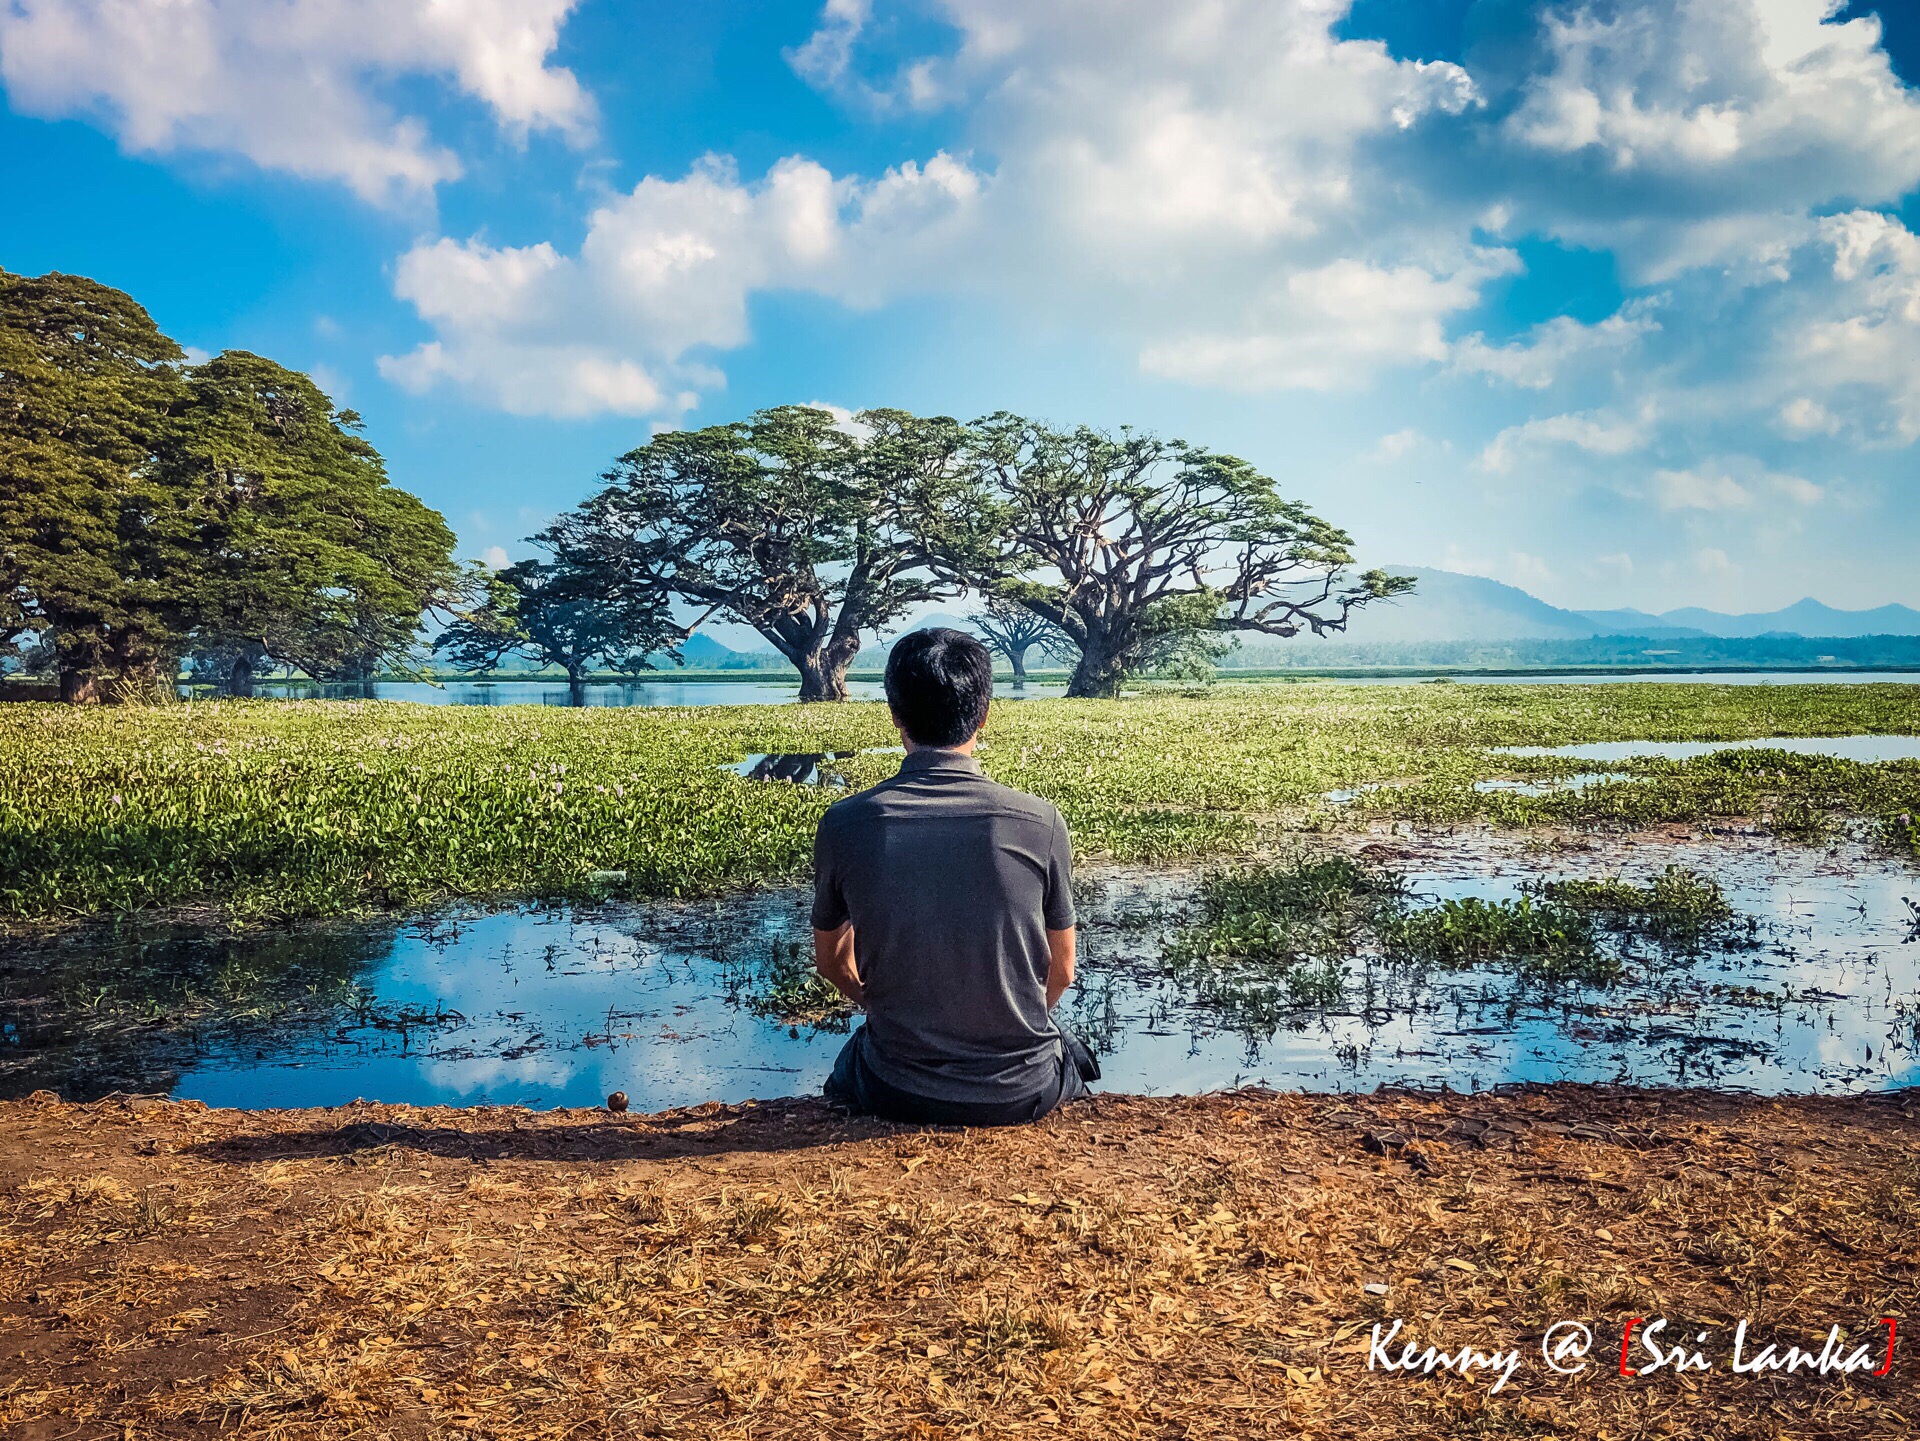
[607,1091,629,1114]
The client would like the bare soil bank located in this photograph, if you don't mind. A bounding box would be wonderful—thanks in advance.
[1,1086,1913,1439]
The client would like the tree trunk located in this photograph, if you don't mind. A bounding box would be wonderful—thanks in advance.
[795,647,851,702]
[566,663,588,707]
[1066,635,1129,698]
[229,653,256,698]
[1009,643,1029,684]
[59,665,102,706]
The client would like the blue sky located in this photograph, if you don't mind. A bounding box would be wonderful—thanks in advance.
[4,0,1919,620]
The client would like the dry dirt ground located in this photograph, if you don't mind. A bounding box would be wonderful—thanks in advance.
[1,1086,1914,1440]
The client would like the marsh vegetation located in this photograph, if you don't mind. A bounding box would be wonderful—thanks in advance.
[3,680,1918,1105]
[4,682,1919,926]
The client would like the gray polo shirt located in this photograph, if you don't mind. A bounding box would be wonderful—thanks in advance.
[811,748,1076,1104]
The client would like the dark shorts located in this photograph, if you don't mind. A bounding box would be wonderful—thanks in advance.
[824,1026,1100,1126]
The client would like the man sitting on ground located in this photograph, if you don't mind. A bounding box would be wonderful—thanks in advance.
[812,627,1099,1125]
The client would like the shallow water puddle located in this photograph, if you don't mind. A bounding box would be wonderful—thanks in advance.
[3,834,1915,1109]
[728,752,855,785]
[1499,734,1920,764]
[726,746,905,785]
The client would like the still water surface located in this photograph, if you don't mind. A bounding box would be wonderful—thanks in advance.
[1500,735,1920,764]
[185,672,1920,708]
[7,834,1914,1109]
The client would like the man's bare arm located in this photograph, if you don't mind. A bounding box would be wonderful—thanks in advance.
[1045,926,1075,1010]
[813,923,863,1004]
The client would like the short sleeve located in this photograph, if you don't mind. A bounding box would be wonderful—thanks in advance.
[1043,806,1075,930]
[811,812,849,931]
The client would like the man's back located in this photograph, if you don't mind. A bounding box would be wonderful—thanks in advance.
[811,748,1074,1104]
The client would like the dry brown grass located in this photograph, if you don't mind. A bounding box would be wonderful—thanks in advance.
[0,1086,1913,1439]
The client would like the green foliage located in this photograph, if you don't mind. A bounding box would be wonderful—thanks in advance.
[1527,866,1739,945]
[958,415,1413,697]
[160,352,459,685]
[1170,856,1405,968]
[571,405,975,700]
[970,593,1071,678]
[435,545,681,685]
[1379,897,1617,983]
[0,681,1916,924]
[1164,855,1401,1026]
[1169,853,1623,1013]
[1,270,456,700]
[0,269,186,697]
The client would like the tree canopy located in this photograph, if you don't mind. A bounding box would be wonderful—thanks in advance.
[0,269,186,700]
[970,594,1071,682]
[1,269,457,701]
[157,351,459,690]
[435,539,684,700]
[959,414,1414,697]
[568,405,980,700]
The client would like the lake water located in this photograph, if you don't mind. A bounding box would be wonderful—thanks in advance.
[7,833,1914,1109]
[179,671,1920,708]
[1500,735,1920,764]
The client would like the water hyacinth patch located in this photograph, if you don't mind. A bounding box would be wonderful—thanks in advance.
[1,682,1917,925]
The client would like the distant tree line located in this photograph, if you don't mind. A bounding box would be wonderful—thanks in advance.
[444,405,1410,700]
[4,269,1407,706]
[1,269,458,702]
[1234,634,1920,672]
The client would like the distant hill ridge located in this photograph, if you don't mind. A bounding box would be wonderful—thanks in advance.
[1346,568,1920,643]
[676,573,1920,659]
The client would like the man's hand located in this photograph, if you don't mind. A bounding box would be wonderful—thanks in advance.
[813,923,864,1005]
[1045,926,1075,1010]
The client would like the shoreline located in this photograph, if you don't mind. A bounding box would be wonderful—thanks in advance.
[3,1083,1911,1437]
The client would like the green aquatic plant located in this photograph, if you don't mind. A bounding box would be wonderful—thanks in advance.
[1172,855,1406,966]
[1161,855,1403,1028]
[1379,896,1618,984]
[1,681,1916,924]
[1527,866,1739,945]
[729,937,853,1029]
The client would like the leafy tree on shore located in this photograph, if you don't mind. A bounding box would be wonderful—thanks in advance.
[573,405,979,701]
[160,352,460,693]
[435,543,684,702]
[2,269,458,702]
[0,269,187,701]
[970,594,1071,683]
[960,415,1413,698]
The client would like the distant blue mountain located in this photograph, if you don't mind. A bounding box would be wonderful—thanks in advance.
[654,580,1920,659]
[1576,607,1702,637]
[1347,567,1651,642]
[1627,598,1920,639]
[678,632,744,664]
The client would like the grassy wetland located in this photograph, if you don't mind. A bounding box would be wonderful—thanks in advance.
[5,686,1920,1437]
[3,680,1920,926]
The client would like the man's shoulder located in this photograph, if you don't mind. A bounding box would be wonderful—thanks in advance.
[818,772,1061,828]
[977,776,1064,827]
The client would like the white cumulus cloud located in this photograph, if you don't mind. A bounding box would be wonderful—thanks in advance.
[379,152,982,415]
[1450,299,1662,389]
[0,0,592,202]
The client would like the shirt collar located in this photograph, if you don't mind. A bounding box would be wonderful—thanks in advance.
[899,747,982,775]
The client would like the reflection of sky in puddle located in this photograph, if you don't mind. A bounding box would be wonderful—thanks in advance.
[1072,839,1917,1099]
[11,836,1917,1109]
[1470,775,1632,795]
[1498,735,1920,764]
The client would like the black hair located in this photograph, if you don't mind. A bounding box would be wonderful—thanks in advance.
[884,627,993,747]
